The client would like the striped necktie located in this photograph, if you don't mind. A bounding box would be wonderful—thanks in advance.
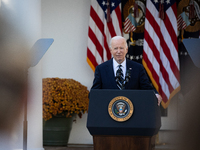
[116,65,124,90]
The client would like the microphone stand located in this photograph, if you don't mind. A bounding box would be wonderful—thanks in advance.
[121,73,131,90]
[116,69,131,90]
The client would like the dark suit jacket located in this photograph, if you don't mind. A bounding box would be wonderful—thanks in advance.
[91,58,157,92]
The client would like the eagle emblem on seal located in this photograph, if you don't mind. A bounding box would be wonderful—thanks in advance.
[115,102,127,116]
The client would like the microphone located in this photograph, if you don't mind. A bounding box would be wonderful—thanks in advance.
[125,69,131,83]
[115,69,123,89]
[123,68,131,87]
[115,69,121,82]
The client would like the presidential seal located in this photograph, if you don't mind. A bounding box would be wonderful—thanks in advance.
[108,96,134,122]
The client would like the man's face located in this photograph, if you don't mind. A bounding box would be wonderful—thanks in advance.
[110,38,128,64]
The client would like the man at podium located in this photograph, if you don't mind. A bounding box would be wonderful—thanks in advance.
[91,36,162,106]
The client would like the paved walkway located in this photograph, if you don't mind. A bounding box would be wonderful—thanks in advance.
[44,144,177,150]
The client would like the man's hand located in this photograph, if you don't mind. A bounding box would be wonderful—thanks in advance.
[155,94,162,106]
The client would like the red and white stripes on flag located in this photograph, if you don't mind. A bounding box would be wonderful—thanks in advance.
[87,0,122,71]
[177,15,187,30]
[124,15,137,33]
[177,12,190,30]
[143,0,180,108]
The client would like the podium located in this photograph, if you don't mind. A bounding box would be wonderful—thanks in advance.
[87,89,161,150]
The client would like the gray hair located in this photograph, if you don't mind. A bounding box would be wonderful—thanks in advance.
[109,36,128,48]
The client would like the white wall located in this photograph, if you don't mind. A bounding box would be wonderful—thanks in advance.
[41,0,94,144]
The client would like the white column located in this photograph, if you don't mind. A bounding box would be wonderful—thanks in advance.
[27,63,44,150]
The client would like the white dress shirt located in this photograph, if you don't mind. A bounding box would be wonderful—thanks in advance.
[113,58,126,79]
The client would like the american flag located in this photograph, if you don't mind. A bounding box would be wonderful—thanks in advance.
[143,0,180,108]
[124,14,137,33]
[87,0,122,71]
[177,12,190,30]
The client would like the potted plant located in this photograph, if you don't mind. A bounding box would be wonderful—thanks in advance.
[42,77,89,146]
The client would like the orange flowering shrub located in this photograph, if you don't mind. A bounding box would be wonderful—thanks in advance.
[43,78,89,121]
